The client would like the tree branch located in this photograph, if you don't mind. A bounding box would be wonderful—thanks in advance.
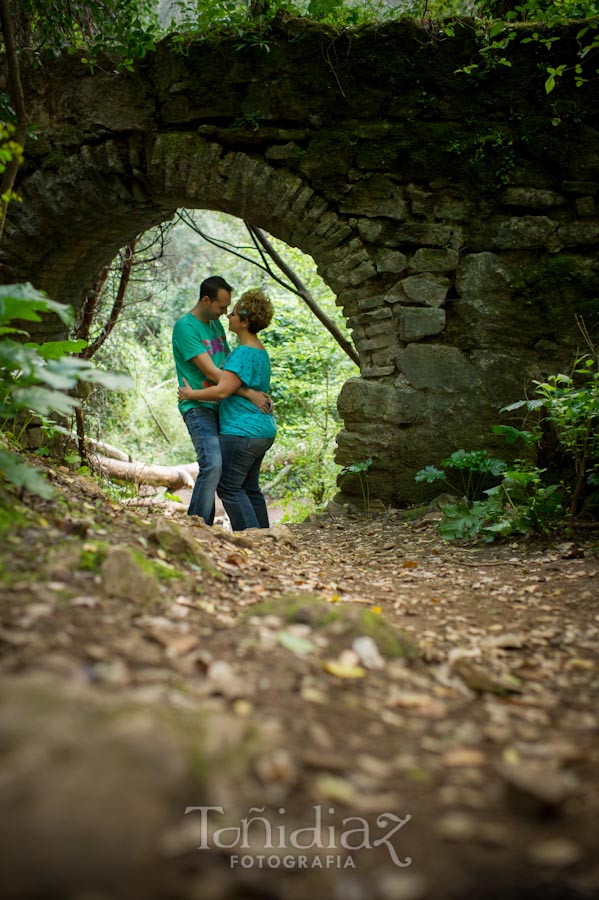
[177,210,360,367]
[246,223,360,367]
[80,239,137,360]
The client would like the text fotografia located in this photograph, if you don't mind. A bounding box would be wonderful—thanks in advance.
[184,805,412,869]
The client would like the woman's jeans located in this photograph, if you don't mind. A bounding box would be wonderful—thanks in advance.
[218,434,274,531]
[183,407,221,525]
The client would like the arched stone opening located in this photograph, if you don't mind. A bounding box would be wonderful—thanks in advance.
[2,20,598,507]
[4,132,401,497]
[4,127,599,507]
[4,132,383,321]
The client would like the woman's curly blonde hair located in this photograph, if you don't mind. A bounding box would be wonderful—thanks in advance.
[236,288,274,334]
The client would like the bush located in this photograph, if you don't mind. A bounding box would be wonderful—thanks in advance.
[416,355,599,541]
[0,284,131,500]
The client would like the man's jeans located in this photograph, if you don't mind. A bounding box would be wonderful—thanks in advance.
[183,406,222,525]
[218,434,274,531]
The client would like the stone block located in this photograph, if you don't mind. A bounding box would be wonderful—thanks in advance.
[408,248,459,273]
[265,142,302,161]
[339,175,407,220]
[472,216,558,250]
[557,220,599,246]
[402,273,450,307]
[353,307,393,325]
[361,365,396,378]
[501,187,566,209]
[357,332,397,352]
[397,344,479,392]
[575,197,595,217]
[399,307,446,341]
[433,196,471,222]
[369,347,400,367]
[391,223,456,247]
[375,249,408,274]
[561,181,598,195]
[357,294,388,311]
[357,218,384,243]
[349,260,377,286]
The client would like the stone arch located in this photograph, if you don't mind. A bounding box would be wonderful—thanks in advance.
[2,20,598,507]
[5,131,382,341]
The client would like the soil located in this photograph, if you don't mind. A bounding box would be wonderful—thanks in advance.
[0,464,598,900]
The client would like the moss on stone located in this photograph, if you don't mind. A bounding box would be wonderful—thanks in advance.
[356,609,418,660]
[79,541,110,572]
[247,593,418,660]
[247,593,342,627]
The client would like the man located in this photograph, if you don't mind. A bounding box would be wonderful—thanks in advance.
[173,275,270,524]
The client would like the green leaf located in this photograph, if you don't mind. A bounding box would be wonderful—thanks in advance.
[0,450,54,498]
[26,339,88,359]
[415,466,444,483]
[492,424,536,446]
[10,386,80,417]
[0,284,74,327]
[276,630,316,656]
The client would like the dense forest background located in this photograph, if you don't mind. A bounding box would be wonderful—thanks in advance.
[86,212,358,521]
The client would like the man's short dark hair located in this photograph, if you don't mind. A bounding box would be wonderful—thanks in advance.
[200,276,233,301]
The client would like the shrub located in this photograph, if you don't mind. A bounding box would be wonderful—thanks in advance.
[0,284,131,500]
[416,355,599,541]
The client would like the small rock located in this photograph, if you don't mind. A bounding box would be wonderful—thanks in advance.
[378,872,429,900]
[441,748,487,768]
[436,811,478,841]
[528,837,583,867]
[254,747,297,785]
[498,761,577,816]
[352,635,386,670]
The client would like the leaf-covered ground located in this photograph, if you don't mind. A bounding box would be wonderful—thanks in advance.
[0,466,597,900]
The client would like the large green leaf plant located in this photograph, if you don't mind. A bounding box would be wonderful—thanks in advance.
[0,283,131,499]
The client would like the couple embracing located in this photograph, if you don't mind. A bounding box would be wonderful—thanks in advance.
[172,275,276,531]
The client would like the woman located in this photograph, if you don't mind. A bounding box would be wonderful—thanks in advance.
[178,289,276,531]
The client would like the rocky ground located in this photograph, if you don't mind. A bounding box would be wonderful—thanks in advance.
[0,464,598,900]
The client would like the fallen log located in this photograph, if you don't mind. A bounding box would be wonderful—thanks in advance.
[90,454,197,490]
[72,435,131,461]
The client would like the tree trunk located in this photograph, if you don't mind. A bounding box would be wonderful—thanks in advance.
[246,224,361,368]
[90,454,198,491]
[0,0,28,243]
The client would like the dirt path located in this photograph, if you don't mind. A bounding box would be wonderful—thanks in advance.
[0,467,597,900]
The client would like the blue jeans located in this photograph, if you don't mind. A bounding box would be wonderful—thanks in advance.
[183,407,222,525]
[218,434,274,531]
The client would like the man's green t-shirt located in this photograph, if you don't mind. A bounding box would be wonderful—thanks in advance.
[172,313,230,415]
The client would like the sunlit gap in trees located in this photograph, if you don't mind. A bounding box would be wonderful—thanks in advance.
[84,210,359,522]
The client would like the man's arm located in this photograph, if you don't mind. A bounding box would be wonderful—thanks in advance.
[191,353,272,413]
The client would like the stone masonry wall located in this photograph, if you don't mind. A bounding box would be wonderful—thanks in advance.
[1,16,598,505]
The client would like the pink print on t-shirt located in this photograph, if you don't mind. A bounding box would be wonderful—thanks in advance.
[204,337,226,355]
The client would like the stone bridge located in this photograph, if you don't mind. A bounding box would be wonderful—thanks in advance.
[2,16,598,505]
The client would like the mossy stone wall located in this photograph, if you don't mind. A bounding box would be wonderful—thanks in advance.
[1,17,598,505]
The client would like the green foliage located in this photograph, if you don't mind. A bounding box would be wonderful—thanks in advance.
[416,354,599,541]
[0,122,24,215]
[86,211,357,520]
[502,355,599,519]
[437,472,563,541]
[0,284,132,500]
[12,0,159,69]
[169,0,409,41]
[469,3,599,95]
[340,457,373,511]
[446,125,517,185]
[416,449,508,499]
